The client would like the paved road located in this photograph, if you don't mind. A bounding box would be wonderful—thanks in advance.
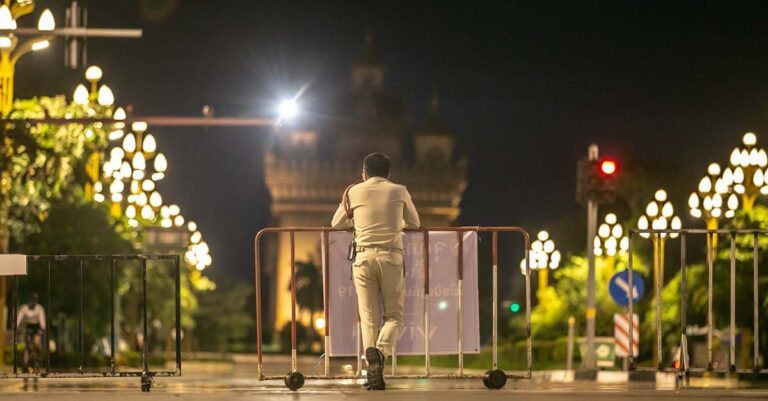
[1,359,766,400]
[2,374,768,400]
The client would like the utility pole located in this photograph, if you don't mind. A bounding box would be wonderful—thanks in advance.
[584,144,599,369]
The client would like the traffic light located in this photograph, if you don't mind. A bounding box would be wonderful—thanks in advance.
[599,159,617,176]
[510,303,521,313]
[576,157,620,204]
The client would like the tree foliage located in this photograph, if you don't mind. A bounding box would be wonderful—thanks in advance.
[529,254,650,341]
[193,279,253,353]
[2,96,108,252]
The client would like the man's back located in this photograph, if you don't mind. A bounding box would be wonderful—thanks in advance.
[332,177,420,250]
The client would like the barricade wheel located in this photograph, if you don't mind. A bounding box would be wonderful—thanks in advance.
[482,370,491,388]
[284,371,305,391]
[140,374,153,392]
[483,369,506,390]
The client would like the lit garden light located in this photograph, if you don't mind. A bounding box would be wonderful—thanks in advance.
[725,132,768,211]
[519,230,562,292]
[593,213,629,278]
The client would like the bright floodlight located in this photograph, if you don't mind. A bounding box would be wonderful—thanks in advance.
[278,99,298,120]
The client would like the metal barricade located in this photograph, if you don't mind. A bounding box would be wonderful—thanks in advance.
[4,254,182,392]
[628,229,768,385]
[254,226,533,391]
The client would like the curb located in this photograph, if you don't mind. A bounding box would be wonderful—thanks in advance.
[535,370,743,389]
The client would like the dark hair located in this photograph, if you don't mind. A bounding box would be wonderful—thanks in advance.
[363,152,391,178]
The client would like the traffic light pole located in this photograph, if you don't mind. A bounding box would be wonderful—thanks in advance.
[584,144,599,369]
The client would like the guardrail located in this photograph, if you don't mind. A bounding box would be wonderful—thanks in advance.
[628,229,768,386]
[5,254,181,392]
[254,226,533,391]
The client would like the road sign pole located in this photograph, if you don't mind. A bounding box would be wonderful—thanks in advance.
[585,145,599,369]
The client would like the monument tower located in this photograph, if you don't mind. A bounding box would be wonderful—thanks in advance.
[264,36,467,333]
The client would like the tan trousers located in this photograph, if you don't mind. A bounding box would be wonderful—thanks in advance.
[353,248,404,359]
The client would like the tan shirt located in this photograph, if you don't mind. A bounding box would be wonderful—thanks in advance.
[331,177,420,250]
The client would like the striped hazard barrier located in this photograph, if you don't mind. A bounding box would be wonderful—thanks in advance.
[614,313,639,358]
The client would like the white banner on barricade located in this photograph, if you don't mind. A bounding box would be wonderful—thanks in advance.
[324,231,480,357]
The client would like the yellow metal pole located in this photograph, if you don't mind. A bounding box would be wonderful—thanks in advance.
[0,47,12,366]
[660,237,666,286]
[606,255,616,280]
[652,235,659,367]
[0,50,14,117]
[538,268,548,292]
[742,193,756,212]
[706,218,718,263]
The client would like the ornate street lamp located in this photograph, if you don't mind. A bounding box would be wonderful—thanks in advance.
[637,189,681,366]
[0,1,55,115]
[594,213,629,278]
[97,121,168,224]
[637,190,681,278]
[689,163,738,229]
[689,162,739,262]
[519,230,562,292]
[97,113,212,271]
[69,65,115,201]
[726,132,768,211]
[184,220,212,271]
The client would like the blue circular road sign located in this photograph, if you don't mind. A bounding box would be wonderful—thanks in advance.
[609,270,645,307]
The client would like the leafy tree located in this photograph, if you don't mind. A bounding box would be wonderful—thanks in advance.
[293,261,323,318]
[2,96,107,253]
[529,254,650,341]
[1,96,109,364]
[193,279,253,353]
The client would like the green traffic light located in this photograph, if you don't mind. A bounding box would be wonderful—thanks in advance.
[510,303,520,313]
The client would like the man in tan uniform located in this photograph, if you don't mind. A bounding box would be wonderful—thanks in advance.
[332,152,420,390]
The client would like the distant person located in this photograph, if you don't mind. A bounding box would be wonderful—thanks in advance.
[332,152,420,390]
[17,293,46,369]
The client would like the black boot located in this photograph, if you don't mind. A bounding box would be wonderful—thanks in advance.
[365,347,386,390]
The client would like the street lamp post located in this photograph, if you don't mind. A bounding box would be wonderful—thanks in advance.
[0,1,142,116]
[96,111,212,272]
[519,230,562,293]
[727,132,767,211]
[0,1,55,116]
[69,65,115,199]
[637,189,681,366]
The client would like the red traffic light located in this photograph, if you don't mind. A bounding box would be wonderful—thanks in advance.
[600,159,618,176]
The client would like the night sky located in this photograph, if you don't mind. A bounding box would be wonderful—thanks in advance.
[15,1,768,281]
